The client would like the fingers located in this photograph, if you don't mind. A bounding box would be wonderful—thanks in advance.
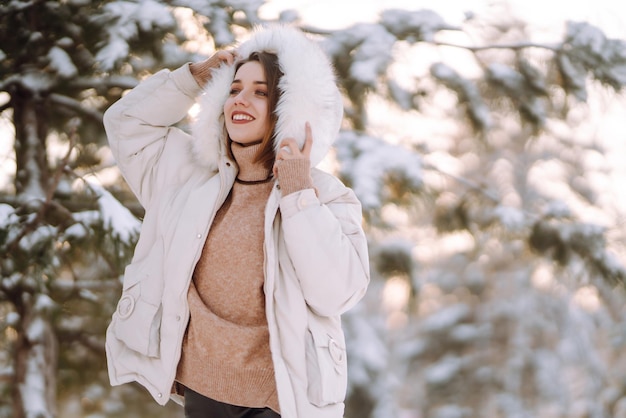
[302,122,313,156]
[190,50,238,88]
[216,50,238,66]
[280,138,301,156]
[274,123,314,180]
[276,122,313,160]
[212,50,236,67]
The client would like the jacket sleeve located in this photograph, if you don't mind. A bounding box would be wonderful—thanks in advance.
[103,64,202,208]
[279,172,370,317]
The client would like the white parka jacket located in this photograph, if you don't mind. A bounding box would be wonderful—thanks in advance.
[103,26,370,418]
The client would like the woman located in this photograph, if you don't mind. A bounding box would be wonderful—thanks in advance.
[103,25,369,418]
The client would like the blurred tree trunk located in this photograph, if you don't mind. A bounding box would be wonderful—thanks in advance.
[13,296,58,418]
[10,90,58,418]
[13,87,49,202]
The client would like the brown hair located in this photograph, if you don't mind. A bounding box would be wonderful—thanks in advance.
[227,51,283,171]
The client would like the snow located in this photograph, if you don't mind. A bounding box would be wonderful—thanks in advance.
[493,205,526,231]
[95,0,175,70]
[1,274,21,291]
[6,311,20,326]
[71,210,101,226]
[87,179,140,244]
[348,24,395,86]
[557,53,588,101]
[566,21,626,87]
[420,304,471,333]
[47,46,78,78]
[18,72,54,93]
[568,21,609,58]
[543,200,572,218]
[487,63,526,93]
[387,79,414,110]
[345,304,389,387]
[449,323,483,343]
[79,289,99,302]
[336,131,423,211]
[424,355,462,385]
[430,404,471,418]
[62,223,89,240]
[57,316,85,333]
[96,37,129,72]
[430,62,492,130]
[0,203,15,225]
[25,317,46,343]
[380,9,454,42]
[34,294,56,313]
[18,225,56,252]
[21,318,53,418]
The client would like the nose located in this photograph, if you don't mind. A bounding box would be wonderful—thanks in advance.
[234,90,249,106]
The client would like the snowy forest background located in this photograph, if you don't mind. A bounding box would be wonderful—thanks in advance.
[1,0,626,417]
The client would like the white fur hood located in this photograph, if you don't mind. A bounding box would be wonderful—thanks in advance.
[192,25,343,171]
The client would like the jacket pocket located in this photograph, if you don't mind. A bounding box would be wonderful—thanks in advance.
[305,313,348,407]
[112,239,164,358]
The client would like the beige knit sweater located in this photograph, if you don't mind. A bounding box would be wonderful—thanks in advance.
[176,141,312,413]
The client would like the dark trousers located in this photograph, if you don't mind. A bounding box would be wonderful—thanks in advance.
[184,387,281,418]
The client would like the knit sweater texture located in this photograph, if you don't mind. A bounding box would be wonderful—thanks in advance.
[176,141,312,413]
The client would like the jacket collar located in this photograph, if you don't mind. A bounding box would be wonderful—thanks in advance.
[191,25,343,172]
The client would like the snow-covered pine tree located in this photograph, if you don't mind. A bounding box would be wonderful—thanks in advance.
[320,6,626,417]
[0,1,263,416]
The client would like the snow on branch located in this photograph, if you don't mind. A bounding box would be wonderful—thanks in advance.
[380,9,456,42]
[335,131,423,212]
[94,0,175,70]
[431,62,492,131]
[71,75,138,91]
[173,0,264,43]
[46,46,77,79]
[529,217,626,284]
[84,178,140,245]
[348,24,396,87]
[49,94,103,122]
[561,21,626,93]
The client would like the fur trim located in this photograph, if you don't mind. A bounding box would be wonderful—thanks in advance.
[191,63,234,172]
[191,25,343,169]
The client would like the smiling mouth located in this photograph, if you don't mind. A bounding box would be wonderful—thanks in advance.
[232,113,254,121]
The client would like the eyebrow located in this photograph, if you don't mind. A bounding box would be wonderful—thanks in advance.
[231,79,267,85]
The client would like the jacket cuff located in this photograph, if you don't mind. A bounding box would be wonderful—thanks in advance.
[277,159,314,196]
[170,63,203,98]
[280,188,319,219]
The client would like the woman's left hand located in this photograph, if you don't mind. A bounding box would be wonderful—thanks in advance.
[273,122,313,178]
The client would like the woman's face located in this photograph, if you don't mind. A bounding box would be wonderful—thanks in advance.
[224,61,270,145]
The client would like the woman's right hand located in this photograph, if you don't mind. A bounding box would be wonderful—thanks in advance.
[189,50,237,87]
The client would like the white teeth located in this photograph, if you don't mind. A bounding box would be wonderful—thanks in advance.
[233,114,254,121]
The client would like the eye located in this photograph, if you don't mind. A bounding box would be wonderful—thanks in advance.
[256,90,268,97]
[229,88,240,96]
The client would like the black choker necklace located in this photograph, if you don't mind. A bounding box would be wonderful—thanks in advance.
[233,139,263,148]
[235,175,274,185]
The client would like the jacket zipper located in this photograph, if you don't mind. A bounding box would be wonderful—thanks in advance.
[262,185,298,416]
[165,163,234,398]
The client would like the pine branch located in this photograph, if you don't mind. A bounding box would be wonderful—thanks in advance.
[49,94,103,122]
[434,40,562,52]
[52,279,120,292]
[1,127,77,253]
[422,161,500,203]
[71,76,138,91]
[0,0,39,14]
